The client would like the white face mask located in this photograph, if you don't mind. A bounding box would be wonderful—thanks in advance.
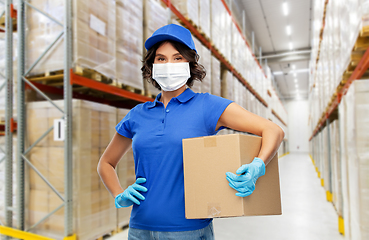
[152,62,191,92]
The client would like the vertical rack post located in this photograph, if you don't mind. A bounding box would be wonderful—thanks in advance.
[4,0,13,232]
[326,118,332,201]
[16,0,25,230]
[64,0,73,237]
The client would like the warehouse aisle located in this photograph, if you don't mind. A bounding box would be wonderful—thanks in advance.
[213,153,344,240]
[108,153,344,240]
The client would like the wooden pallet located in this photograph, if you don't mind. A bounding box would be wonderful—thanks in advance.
[74,65,113,84]
[0,14,17,31]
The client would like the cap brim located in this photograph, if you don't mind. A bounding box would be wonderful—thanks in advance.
[145,34,197,53]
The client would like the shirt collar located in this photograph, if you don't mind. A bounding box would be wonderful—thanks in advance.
[147,88,196,109]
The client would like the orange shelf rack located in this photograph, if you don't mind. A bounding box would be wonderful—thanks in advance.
[161,0,269,108]
[25,69,154,109]
[0,118,17,136]
[309,46,369,141]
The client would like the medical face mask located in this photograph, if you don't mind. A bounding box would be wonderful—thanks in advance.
[152,62,191,91]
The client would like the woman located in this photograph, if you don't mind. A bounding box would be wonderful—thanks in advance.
[97,24,284,240]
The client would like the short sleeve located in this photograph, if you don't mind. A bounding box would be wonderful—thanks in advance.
[115,109,134,139]
[202,93,233,134]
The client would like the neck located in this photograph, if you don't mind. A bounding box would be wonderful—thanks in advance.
[160,85,187,108]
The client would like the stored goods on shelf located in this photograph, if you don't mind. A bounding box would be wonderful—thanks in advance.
[171,0,199,27]
[339,80,369,240]
[211,0,231,62]
[25,0,146,91]
[26,100,134,240]
[116,0,143,90]
[198,0,210,38]
[211,55,221,96]
[116,108,134,228]
[330,120,342,217]
[143,0,168,96]
[0,135,17,225]
[191,36,202,93]
[309,0,369,131]
[200,44,211,93]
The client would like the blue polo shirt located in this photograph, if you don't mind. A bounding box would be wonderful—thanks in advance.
[115,88,233,231]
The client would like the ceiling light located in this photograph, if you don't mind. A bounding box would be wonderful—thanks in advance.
[289,42,293,50]
[286,25,291,35]
[282,2,289,16]
[294,79,298,82]
[292,65,296,69]
[293,73,297,77]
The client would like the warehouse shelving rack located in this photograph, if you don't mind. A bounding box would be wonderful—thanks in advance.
[1,0,153,239]
[309,0,369,235]
[161,0,288,127]
[0,0,15,237]
[1,1,289,239]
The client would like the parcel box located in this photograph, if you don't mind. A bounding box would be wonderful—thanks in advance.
[182,134,281,219]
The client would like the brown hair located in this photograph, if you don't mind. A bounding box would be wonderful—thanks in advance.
[141,40,206,90]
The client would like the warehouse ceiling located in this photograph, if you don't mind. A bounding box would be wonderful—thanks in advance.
[232,0,313,100]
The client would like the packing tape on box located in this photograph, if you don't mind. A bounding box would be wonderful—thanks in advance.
[204,137,217,148]
[207,203,221,218]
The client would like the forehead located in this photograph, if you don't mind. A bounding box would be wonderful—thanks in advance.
[156,42,180,55]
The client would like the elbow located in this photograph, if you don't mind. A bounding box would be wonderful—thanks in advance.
[277,125,285,141]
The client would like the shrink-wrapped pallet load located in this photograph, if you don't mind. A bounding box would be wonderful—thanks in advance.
[116,0,143,90]
[116,108,135,228]
[171,0,198,26]
[191,36,202,93]
[26,0,116,79]
[322,127,331,197]
[27,100,117,240]
[211,55,221,96]
[200,45,211,93]
[0,135,17,225]
[220,70,233,101]
[331,120,342,217]
[340,80,369,240]
[198,0,210,38]
[144,0,168,97]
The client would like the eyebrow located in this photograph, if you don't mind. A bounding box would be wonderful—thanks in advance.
[155,53,183,57]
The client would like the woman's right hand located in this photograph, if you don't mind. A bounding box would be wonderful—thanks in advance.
[115,178,148,208]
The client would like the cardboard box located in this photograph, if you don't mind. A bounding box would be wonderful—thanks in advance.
[182,134,281,219]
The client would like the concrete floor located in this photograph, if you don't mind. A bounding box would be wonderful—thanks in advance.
[108,153,345,240]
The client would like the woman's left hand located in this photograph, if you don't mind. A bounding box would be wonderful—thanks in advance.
[226,157,265,197]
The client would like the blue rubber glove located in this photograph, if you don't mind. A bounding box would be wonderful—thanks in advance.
[226,157,265,197]
[115,178,147,208]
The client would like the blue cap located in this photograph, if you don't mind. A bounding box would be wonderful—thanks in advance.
[145,24,197,53]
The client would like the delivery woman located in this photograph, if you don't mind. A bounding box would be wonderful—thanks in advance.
[97,24,284,240]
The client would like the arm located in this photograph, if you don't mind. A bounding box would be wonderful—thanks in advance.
[216,102,285,166]
[97,132,132,198]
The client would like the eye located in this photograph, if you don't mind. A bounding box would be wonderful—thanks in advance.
[175,57,183,61]
[157,57,165,61]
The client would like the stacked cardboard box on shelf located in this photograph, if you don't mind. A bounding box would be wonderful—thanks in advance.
[116,108,135,228]
[198,0,210,38]
[200,44,211,93]
[26,0,145,90]
[211,55,221,96]
[171,0,199,27]
[27,100,120,240]
[143,0,168,96]
[116,0,143,89]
